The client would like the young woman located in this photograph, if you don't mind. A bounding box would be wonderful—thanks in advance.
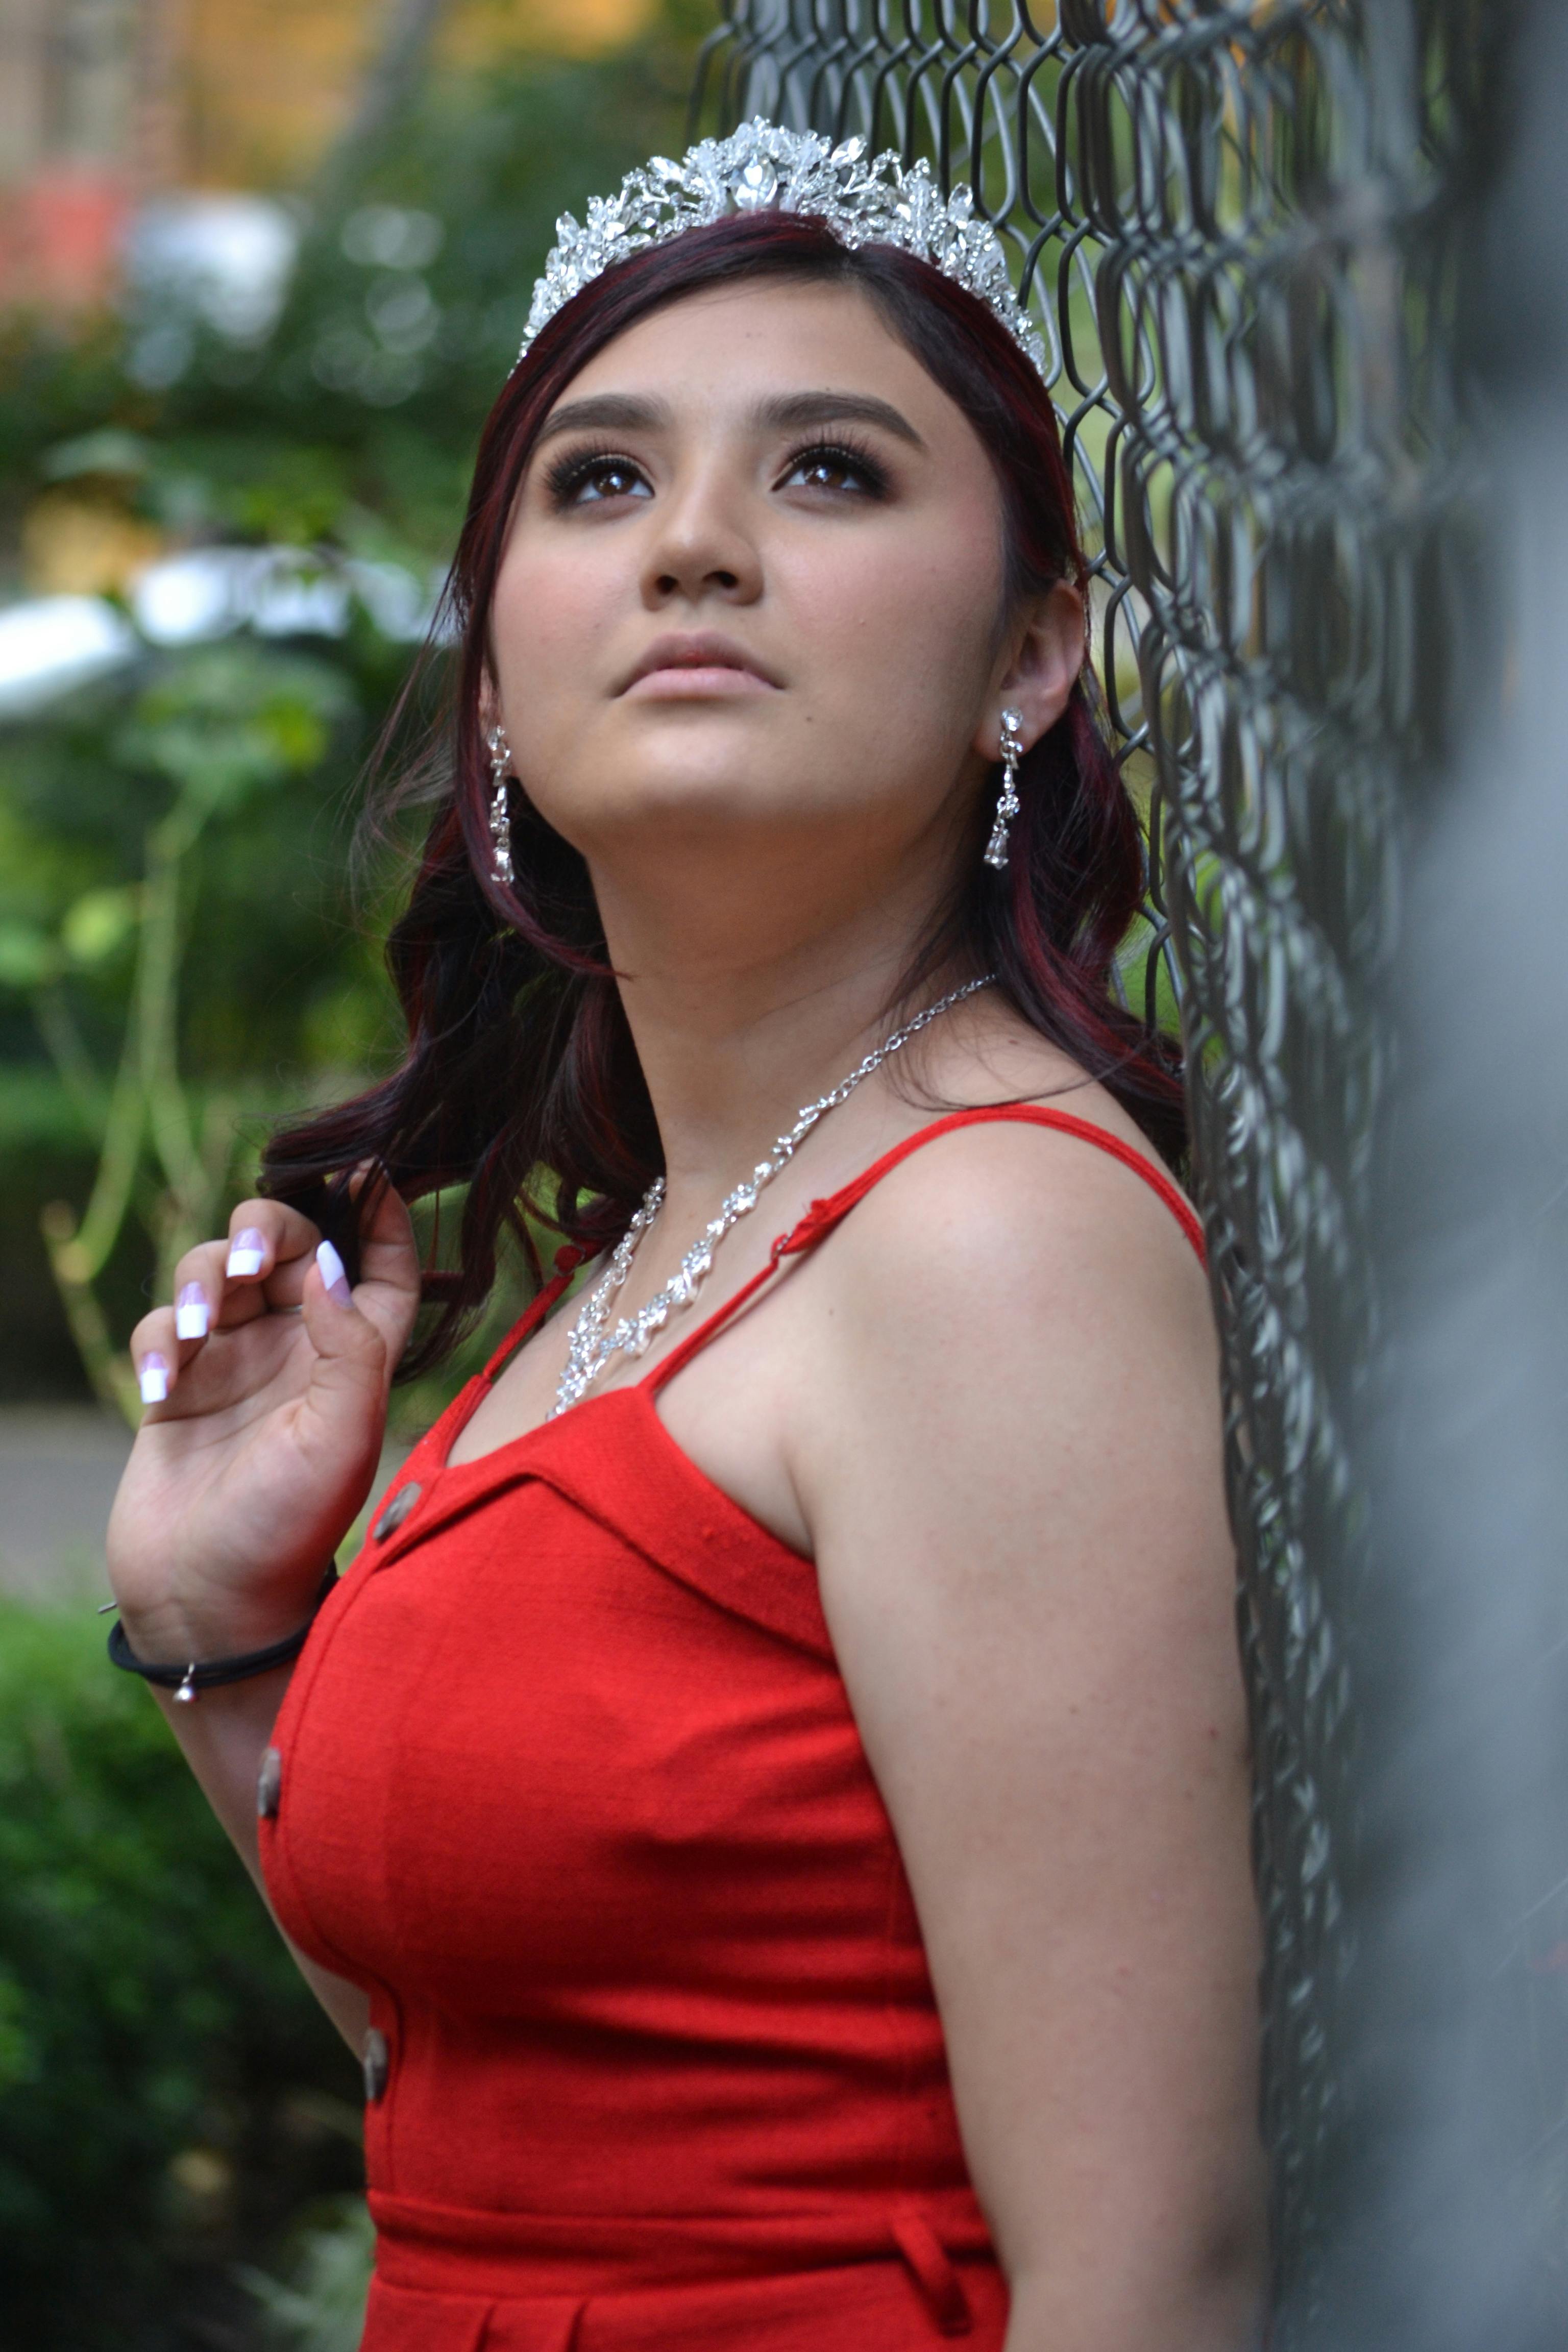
[107,125,1264,2352]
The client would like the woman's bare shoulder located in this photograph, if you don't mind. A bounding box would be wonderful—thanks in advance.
[792,1015,1232,1755]
[866,1005,1203,1320]
[814,1093,1211,1398]
[792,1023,1227,1642]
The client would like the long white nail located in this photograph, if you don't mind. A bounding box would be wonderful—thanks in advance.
[139,1354,169,1405]
[226,1227,265,1278]
[175,1283,208,1340]
[316,1239,352,1305]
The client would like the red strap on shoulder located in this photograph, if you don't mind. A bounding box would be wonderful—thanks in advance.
[643,1105,1203,1396]
[478,1246,587,1386]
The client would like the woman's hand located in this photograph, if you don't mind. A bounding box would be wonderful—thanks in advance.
[108,1179,422,1665]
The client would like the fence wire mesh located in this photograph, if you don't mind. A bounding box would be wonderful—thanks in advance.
[690,3,1491,2327]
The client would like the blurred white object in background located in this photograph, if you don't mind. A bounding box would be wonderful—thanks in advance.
[124,194,300,345]
[131,549,349,644]
[0,552,438,714]
[0,597,137,715]
[126,548,436,645]
[340,205,444,272]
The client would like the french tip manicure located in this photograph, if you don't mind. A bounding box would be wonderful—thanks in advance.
[226,1228,266,1279]
[139,1357,169,1405]
[175,1285,208,1340]
[316,1238,352,1304]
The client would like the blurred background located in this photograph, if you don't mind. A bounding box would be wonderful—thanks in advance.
[0,2,704,2343]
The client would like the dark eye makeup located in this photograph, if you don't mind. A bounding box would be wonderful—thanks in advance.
[542,446,652,506]
[540,433,892,510]
[776,437,890,498]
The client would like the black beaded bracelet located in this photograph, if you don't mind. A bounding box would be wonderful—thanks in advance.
[107,1567,339,1704]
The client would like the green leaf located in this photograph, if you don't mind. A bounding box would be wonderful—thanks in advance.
[114,646,355,815]
[60,887,138,967]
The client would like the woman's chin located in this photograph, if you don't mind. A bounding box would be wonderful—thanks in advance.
[551,766,849,865]
[565,729,826,827]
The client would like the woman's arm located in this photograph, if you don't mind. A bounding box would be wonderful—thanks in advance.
[799,1120,1265,2352]
[108,1182,421,2051]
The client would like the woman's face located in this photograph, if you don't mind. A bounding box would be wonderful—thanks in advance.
[489,277,1075,916]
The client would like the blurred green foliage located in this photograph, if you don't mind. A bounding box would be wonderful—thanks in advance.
[0,19,701,2343]
[240,2195,378,2351]
[0,1600,364,2349]
[0,13,702,1406]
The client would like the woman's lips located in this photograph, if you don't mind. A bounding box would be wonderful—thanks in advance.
[619,633,782,698]
[622,664,777,699]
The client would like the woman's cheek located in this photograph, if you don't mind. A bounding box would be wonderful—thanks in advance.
[781,531,995,710]
[493,556,602,719]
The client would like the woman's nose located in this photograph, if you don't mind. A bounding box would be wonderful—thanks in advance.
[640,471,763,608]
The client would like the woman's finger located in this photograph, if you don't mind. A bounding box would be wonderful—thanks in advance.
[220,1198,325,1292]
[128,1305,182,1411]
[163,1233,298,1340]
[166,1237,234,1343]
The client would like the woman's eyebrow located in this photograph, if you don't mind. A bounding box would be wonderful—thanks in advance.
[536,394,673,444]
[753,390,926,449]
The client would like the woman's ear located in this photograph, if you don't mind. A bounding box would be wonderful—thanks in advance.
[973,579,1085,760]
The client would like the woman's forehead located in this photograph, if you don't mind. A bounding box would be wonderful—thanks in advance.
[543,277,959,431]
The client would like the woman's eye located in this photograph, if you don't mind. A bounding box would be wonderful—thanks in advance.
[552,455,651,506]
[780,445,885,497]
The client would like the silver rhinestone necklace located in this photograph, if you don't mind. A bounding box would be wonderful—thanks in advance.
[550,973,996,1417]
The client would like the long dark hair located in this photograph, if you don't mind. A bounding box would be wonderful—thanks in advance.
[263,211,1185,1375]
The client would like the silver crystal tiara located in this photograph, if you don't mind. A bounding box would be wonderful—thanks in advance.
[519,116,1047,376]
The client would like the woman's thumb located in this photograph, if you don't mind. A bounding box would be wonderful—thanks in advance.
[299,1238,389,1402]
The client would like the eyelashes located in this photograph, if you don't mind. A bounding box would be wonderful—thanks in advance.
[778,437,890,498]
[543,446,649,505]
[541,434,892,509]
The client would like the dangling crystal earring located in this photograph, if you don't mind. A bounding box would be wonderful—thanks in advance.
[486,722,514,886]
[984,707,1024,871]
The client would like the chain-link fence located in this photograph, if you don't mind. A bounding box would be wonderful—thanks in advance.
[690,4,1501,2331]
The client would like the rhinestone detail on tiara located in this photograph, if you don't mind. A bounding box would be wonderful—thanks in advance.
[519,117,1047,376]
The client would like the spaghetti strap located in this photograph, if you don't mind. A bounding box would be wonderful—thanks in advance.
[480,1246,588,1386]
[644,1105,1204,1398]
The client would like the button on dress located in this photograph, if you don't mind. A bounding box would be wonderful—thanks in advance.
[259,1109,1205,2349]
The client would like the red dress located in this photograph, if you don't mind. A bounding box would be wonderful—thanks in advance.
[259,1108,1204,2352]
